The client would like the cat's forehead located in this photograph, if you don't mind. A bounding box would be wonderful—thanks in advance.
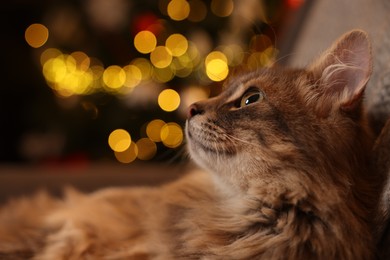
[223,67,307,98]
[223,69,273,95]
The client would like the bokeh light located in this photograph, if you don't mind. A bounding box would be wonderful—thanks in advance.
[146,119,166,142]
[40,48,62,65]
[166,34,188,57]
[108,129,132,152]
[211,0,234,17]
[150,46,173,68]
[161,122,183,148]
[123,64,142,89]
[134,30,157,54]
[153,66,175,83]
[167,0,190,21]
[16,0,288,164]
[250,34,273,52]
[114,142,138,163]
[25,23,49,48]
[131,58,153,80]
[103,65,126,89]
[205,51,229,81]
[42,52,96,97]
[247,46,278,69]
[171,58,193,78]
[71,51,90,71]
[136,138,157,160]
[287,0,305,9]
[219,44,244,66]
[42,56,67,83]
[158,89,181,112]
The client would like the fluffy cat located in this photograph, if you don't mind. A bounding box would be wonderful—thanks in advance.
[0,30,383,259]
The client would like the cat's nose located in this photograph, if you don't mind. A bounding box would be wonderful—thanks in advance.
[187,103,204,119]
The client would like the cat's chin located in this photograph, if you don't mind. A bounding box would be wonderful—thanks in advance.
[185,124,214,171]
[186,121,223,173]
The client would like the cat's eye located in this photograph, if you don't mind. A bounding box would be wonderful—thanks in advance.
[239,89,263,107]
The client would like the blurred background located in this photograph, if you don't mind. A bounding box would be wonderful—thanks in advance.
[2,0,390,200]
[0,0,307,167]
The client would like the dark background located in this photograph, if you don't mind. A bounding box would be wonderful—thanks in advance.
[0,0,306,165]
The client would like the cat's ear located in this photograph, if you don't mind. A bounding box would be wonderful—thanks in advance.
[308,30,372,116]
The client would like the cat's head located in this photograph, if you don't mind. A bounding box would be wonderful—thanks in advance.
[185,30,373,193]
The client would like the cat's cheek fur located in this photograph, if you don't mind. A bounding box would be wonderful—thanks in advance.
[186,119,247,191]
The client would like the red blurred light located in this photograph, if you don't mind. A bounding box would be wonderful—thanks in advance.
[133,13,163,35]
[286,0,304,9]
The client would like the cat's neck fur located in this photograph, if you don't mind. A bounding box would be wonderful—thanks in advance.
[195,156,376,259]
[184,30,379,259]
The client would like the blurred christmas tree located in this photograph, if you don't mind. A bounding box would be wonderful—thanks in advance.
[0,0,305,165]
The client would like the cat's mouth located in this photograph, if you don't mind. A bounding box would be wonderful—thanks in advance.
[186,127,219,154]
[185,119,237,157]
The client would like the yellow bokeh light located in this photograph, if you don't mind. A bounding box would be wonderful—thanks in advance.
[25,23,49,48]
[205,51,229,81]
[40,48,62,66]
[153,66,175,83]
[166,34,188,57]
[114,142,138,163]
[161,122,183,148]
[167,0,190,21]
[43,56,67,83]
[131,58,153,80]
[158,89,181,112]
[71,51,90,71]
[42,53,96,96]
[136,138,157,160]
[205,51,228,64]
[171,58,193,78]
[64,55,77,73]
[206,59,229,81]
[150,46,173,69]
[123,65,142,89]
[250,34,272,52]
[186,43,201,66]
[103,65,126,89]
[90,65,105,80]
[108,129,132,152]
[55,69,93,96]
[247,47,278,69]
[220,44,244,66]
[146,119,166,142]
[134,30,157,54]
[211,0,234,17]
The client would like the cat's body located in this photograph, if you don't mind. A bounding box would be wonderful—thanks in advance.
[0,30,384,259]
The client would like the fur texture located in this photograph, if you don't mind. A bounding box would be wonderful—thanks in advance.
[0,30,384,259]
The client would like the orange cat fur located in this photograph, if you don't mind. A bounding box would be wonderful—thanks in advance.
[0,30,382,259]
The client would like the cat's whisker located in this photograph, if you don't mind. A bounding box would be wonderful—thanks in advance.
[223,133,262,149]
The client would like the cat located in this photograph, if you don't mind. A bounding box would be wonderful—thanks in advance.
[0,30,383,259]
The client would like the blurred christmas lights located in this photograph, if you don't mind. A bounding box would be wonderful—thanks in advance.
[23,0,288,163]
[161,122,183,148]
[167,0,190,21]
[108,129,132,153]
[158,89,181,112]
[134,30,157,54]
[25,23,49,48]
